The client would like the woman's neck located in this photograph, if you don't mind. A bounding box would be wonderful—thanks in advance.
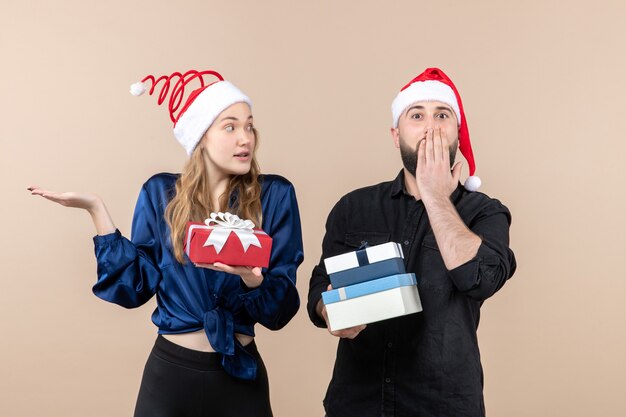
[207,174,230,211]
[202,152,233,211]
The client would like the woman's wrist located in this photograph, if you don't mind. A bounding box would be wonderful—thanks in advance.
[240,271,263,289]
[89,198,116,235]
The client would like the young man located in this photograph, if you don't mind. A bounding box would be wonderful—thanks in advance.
[307,68,517,417]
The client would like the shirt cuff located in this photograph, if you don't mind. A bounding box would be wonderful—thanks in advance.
[238,271,272,300]
[447,242,501,292]
[307,284,328,328]
[93,229,122,247]
[310,297,326,328]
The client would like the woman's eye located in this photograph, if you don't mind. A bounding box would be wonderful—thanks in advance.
[225,125,234,132]
[247,124,254,131]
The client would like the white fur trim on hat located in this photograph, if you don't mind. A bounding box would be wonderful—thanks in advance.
[391,80,461,128]
[173,81,252,155]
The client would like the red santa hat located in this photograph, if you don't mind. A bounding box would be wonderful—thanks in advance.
[391,67,481,191]
[129,69,251,155]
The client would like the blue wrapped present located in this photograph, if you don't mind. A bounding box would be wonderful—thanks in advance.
[329,258,406,288]
[322,273,422,331]
[322,273,417,304]
[324,242,405,288]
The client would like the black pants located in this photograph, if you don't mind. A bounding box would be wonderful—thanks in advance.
[134,335,273,417]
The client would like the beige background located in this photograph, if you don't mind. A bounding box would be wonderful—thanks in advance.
[1,0,625,416]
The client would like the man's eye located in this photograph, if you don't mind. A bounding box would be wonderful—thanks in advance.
[436,113,449,119]
[225,125,234,132]
[411,113,422,119]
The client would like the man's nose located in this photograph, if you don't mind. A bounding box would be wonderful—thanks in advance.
[425,116,437,130]
[426,116,445,130]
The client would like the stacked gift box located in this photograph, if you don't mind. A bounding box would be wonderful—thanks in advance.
[322,242,422,331]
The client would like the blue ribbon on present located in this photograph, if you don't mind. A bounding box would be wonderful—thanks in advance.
[356,247,370,266]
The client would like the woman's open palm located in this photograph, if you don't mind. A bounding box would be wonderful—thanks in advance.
[28,187,99,211]
[28,186,116,235]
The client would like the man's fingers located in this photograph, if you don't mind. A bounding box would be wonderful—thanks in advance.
[433,127,444,161]
[439,127,450,163]
[417,138,427,167]
[330,324,367,339]
[323,284,367,339]
[439,126,449,145]
[425,128,434,163]
[452,162,463,183]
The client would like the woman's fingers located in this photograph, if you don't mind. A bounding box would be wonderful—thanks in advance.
[211,262,234,273]
[29,186,59,199]
[30,189,100,210]
[43,192,75,206]
[194,263,219,270]
[203,263,263,278]
[30,188,65,203]
[29,187,114,234]
[28,186,49,196]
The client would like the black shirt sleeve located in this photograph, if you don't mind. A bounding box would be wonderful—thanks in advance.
[307,197,349,328]
[448,201,517,301]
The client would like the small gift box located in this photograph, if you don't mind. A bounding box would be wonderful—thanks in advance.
[324,242,406,288]
[322,273,422,331]
[184,212,272,268]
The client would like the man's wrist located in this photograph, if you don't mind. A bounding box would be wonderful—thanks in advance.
[421,192,452,209]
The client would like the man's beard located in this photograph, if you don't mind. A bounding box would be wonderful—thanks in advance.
[399,135,458,176]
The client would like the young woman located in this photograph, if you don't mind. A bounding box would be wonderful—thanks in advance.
[29,70,303,417]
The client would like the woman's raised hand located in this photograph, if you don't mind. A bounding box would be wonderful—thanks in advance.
[28,187,100,210]
[28,186,116,235]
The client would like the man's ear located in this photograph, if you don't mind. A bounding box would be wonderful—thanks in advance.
[390,127,400,148]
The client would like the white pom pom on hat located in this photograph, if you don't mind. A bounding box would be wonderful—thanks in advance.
[464,175,481,192]
[129,70,251,155]
[129,81,147,96]
[391,67,482,192]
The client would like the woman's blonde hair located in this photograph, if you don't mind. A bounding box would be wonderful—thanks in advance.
[165,128,262,263]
